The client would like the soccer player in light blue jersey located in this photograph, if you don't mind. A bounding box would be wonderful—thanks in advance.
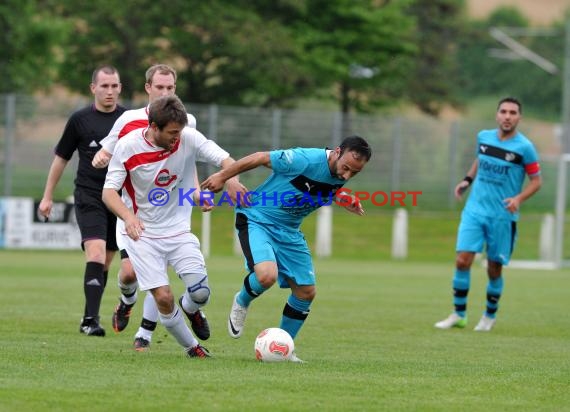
[435,97,542,332]
[201,136,372,361]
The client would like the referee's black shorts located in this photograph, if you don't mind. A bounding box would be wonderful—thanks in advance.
[74,187,118,251]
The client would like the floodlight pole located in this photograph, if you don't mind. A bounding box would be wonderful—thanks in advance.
[490,22,570,268]
[553,19,570,267]
[561,20,570,154]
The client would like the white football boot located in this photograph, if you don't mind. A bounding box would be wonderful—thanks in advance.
[289,351,305,363]
[228,292,248,338]
[434,313,467,329]
[473,315,496,332]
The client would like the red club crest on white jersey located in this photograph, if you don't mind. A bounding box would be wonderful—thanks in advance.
[155,169,177,187]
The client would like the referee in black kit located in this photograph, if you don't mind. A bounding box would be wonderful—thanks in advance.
[38,65,126,336]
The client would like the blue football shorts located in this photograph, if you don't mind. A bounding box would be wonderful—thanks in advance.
[456,209,517,265]
[236,213,316,287]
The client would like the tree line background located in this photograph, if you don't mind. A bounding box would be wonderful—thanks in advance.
[1,0,569,120]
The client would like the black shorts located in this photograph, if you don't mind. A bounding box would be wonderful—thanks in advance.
[74,187,118,251]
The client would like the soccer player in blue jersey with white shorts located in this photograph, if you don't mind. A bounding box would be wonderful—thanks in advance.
[435,97,542,332]
[201,136,372,361]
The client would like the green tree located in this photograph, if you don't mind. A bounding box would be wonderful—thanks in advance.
[408,0,466,116]
[164,1,313,106]
[293,0,416,112]
[45,0,173,102]
[457,7,565,119]
[46,0,312,106]
[36,0,418,117]
[515,18,565,119]
[289,0,416,135]
[0,0,69,93]
[457,7,531,99]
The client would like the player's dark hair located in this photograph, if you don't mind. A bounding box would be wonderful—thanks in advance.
[338,135,372,161]
[148,95,188,130]
[91,65,119,84]
[146,64,177,85]
[498,97,522,114]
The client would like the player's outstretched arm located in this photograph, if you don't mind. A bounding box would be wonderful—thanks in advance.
[192,166,214,212]
[218,157,249,203]
[335,190,365,216]
[202,152,270,193]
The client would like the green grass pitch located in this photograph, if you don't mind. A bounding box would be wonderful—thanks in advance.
[0,250,569,411]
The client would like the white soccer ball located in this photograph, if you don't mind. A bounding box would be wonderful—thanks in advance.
[254,327,294,362]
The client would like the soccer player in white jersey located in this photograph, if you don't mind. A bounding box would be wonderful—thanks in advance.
[103,95,246,357]
[93,64,209,351]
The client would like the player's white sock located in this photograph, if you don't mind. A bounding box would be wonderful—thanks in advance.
[142,292,159,322]
[118,275,138,305]
[135,327,153,342]
[159,307,197,349]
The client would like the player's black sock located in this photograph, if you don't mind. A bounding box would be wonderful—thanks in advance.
[84,261,105,318]
[141,317,157,332]
[238,272,266,306]
[485,277,503,318]
[452,269,470,317]
[280,295,311,339]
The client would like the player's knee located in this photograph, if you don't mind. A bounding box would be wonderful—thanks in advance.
[188,285,210,305]
[305,288,316,301]
[255,268,277,288]
[119,261,136,283]
[487,261,503,278]
[297,286,316,301]
[186,274,211,305]
[257,276,276,289]
[455,253,474,270]
[152,288,174,312]
[254,262,278,288]
[84,240,106,263]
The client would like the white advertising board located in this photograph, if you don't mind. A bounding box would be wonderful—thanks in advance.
[1,197,81,249]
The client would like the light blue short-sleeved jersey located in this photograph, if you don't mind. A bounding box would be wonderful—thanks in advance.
[238,148,346,229]
[464,129,540,222]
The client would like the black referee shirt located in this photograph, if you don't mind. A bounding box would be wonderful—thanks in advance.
[55,103,127,193]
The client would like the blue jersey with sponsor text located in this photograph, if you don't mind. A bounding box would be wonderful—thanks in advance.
[238,148,346,229]
[464,129,540,221]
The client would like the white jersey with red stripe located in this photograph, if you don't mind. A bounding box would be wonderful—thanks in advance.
[100,105,197,154]
[104,127,228,238]
[102,105,198,245]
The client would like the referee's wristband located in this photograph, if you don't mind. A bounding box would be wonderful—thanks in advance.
[463,176,473,185]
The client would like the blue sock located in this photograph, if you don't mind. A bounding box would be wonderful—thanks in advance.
[280,294,311,339]
[485,277,503,319]
[453,269,470,317]
[237,273,266,307]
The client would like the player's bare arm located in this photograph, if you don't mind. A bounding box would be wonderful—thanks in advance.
[192,167,214,212]
[202,152,270,192]
[335,190,365,216]
[503,174,542,213]
[455,159,479,199]
[102,188,145,240]
[219,157,249,203]
[38,155,69,219]
[343,197,365,216]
